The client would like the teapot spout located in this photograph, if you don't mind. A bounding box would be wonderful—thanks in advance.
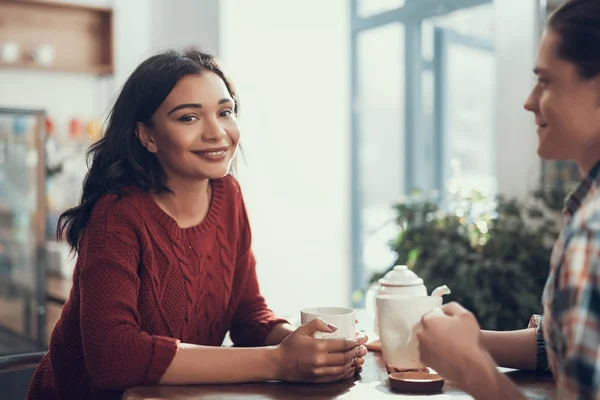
[431,285,451,297]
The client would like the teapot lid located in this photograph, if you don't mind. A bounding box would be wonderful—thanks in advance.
[378,265,424,287]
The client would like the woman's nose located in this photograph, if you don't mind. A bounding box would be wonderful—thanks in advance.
[202,118,227,141]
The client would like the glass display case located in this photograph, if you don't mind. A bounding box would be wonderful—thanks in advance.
[0,107,47,356]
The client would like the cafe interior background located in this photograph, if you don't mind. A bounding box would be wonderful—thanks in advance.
[0,0,576,396]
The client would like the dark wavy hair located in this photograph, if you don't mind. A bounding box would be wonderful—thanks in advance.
[548,0,600,79]
[57,48,238,252]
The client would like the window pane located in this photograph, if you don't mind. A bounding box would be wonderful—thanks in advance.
[446,42,496,196]
[422,69,434,119]
[423,3,496,197]
[356,23,404,274]
[357,0,405,18]
[422,19,435,61]
[427,3,494,40]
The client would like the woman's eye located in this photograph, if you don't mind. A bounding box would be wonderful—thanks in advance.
[537,78,549,87]
[219,109,233,118]
[179,115,198,123]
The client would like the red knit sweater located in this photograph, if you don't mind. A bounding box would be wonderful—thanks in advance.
[26,176,286,399]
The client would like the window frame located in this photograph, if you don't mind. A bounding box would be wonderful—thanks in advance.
[349,0,493,306]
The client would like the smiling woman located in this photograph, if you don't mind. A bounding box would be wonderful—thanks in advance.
[24,49,367,399]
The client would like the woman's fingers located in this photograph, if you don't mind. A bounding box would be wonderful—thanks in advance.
[354,332,369,345]
[321,338,358,353]
[312,357,365,383]
[313,358,355,376]
[316,345,366,366]
[314,367,357,383]
[312,355,365,381]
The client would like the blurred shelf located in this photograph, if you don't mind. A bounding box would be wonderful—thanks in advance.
[0,61,114,76]
[0,0,111,13]
[0,0,114,76]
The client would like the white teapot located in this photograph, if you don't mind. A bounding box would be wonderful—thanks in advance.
[365,265,450,335]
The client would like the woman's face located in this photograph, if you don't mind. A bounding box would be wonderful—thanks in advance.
[524,29,600,173]
[137,72,239,183]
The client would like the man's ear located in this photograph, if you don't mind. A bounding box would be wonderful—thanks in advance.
[136,122,158,153]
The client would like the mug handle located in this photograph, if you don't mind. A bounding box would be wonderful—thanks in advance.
[411,307,445,344]
[424,307,445,318]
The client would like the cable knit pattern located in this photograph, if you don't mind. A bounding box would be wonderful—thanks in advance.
[26,175,288,400]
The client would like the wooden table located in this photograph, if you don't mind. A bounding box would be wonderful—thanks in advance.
[123,351,556,399]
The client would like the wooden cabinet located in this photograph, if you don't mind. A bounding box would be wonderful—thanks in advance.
[0,0,113,75]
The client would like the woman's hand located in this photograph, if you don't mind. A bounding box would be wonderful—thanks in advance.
[274,318,368,383]
[416,302,493,387]
[353,331,367,375]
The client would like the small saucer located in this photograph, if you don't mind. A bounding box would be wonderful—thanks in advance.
[388,371,445,394]
[386,364,430,374]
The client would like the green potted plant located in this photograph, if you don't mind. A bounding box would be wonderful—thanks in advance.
[369,192,559,331]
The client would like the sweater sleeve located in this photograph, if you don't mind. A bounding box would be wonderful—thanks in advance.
[228,185,288,347]
[78,196,179,390]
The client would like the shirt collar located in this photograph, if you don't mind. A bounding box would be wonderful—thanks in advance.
[563,160,600,216]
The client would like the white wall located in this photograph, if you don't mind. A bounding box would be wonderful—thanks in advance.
[493,0,542,200]
[220,0,351,318]
[150,0,220,55]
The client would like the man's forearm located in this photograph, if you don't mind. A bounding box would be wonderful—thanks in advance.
[463,351,528,400]
[480,329,538,370]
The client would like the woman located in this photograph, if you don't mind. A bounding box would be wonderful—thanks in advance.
[417,0,600,398]
[27,49,367,399]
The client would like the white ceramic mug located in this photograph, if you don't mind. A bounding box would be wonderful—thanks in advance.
[300,307,355,339]
[376,295,442,370]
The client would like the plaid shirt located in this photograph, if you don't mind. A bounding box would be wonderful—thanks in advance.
[532,161,600,399]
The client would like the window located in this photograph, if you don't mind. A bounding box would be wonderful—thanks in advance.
[356,24,405,278]
[350,0,495,305]
[357,0,406,18]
